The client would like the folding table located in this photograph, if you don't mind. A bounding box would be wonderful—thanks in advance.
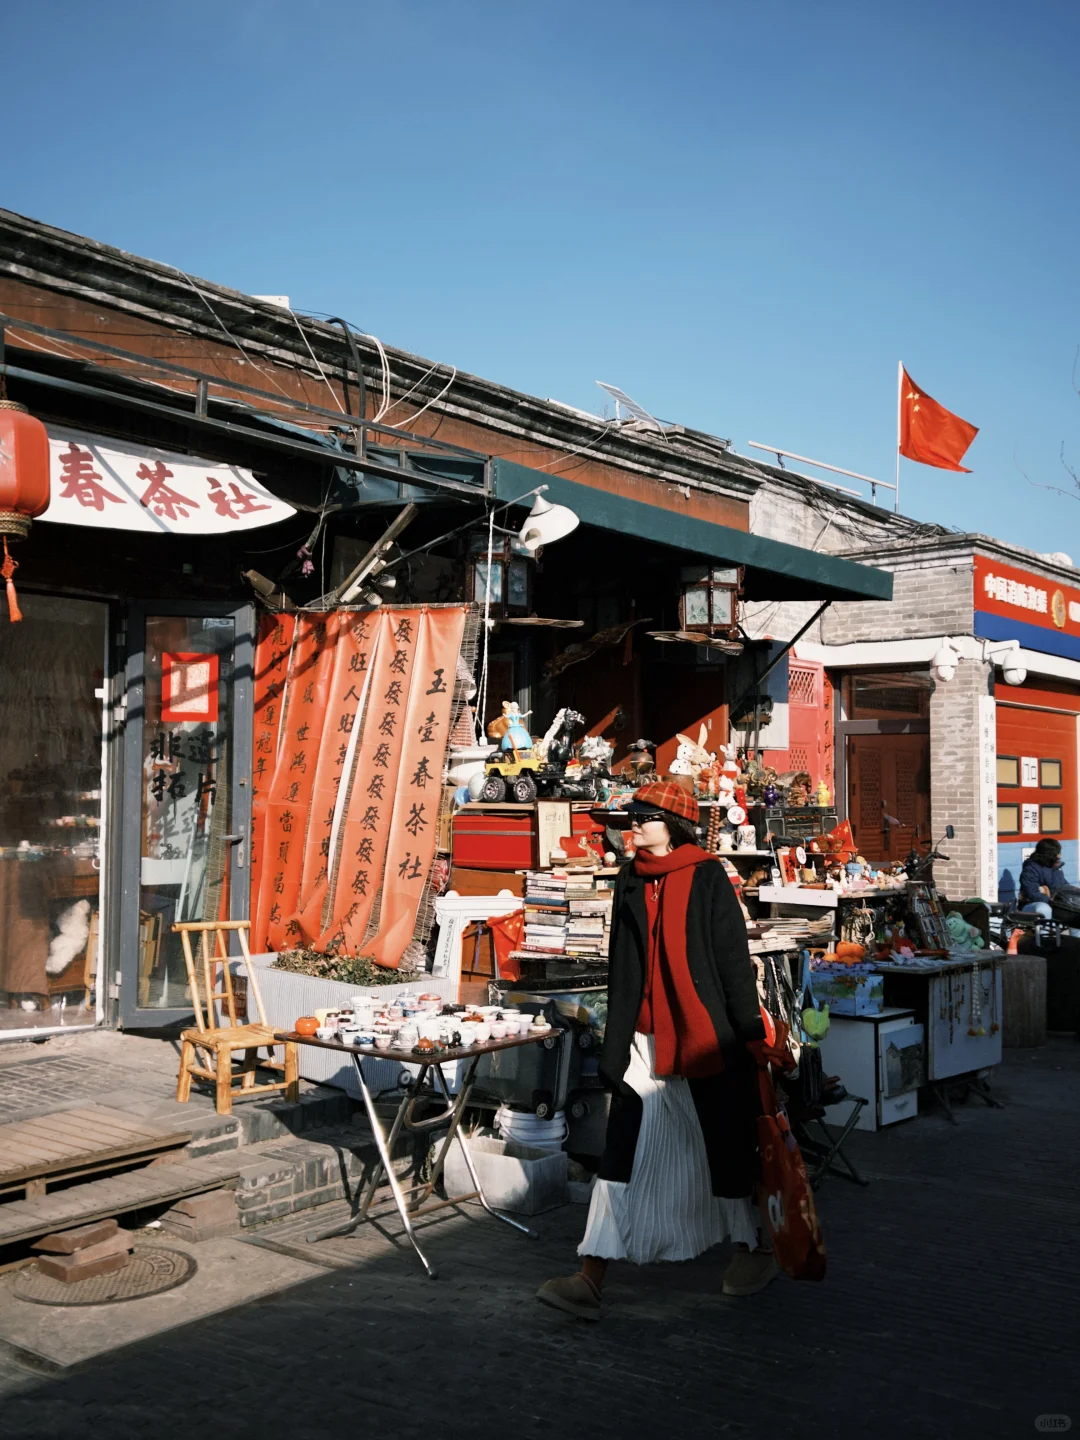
[275,1027,557,1278]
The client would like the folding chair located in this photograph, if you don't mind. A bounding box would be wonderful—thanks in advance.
[792,1093,870,1188]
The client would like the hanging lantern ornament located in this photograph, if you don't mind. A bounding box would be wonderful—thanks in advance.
[0,400,51,623]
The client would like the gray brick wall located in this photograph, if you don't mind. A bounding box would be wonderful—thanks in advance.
[823,563,973,645]
[930,657,994,899]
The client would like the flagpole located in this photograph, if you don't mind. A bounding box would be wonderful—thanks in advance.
[894,360,902,514]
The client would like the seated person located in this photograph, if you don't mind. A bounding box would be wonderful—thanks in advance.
[1019,837,1068,919]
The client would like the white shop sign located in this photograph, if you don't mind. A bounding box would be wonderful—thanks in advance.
[39,426,295,534]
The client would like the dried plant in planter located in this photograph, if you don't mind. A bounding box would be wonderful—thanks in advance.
[271,949,417,986]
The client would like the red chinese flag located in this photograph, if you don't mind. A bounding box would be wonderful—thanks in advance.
[899,367,978,472]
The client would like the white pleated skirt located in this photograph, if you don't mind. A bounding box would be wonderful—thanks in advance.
[579,1032,758,1264]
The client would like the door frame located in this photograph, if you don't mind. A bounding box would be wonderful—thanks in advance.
[118,600,254,1028]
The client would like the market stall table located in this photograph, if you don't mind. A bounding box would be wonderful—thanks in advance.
[275,1027,556,1278]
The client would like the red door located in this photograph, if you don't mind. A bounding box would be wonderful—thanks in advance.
[847,733,931,862]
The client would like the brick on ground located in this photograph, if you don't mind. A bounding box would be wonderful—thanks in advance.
[33,1218,119,1254]
[36,1230,133,1284]
[160,1190,238,1241]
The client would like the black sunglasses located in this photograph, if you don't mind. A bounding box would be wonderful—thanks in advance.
[630,811,665,825]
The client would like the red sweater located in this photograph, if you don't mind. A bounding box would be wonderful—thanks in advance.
[634,846,725,1078]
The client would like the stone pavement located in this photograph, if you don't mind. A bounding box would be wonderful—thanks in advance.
[0,1039,1077,1440]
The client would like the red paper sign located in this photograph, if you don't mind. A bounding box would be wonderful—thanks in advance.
[162,652,219,723]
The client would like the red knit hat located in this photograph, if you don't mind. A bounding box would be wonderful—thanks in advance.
[625,779,700,824]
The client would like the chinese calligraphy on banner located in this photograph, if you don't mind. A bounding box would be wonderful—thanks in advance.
[41,426,295,534]
[250,606,467,967]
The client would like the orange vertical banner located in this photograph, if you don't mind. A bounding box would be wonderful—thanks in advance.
[249,612,295,948]
[293,611,388,944]
[323,611,420,953]
[258,614,340,952]
[364,606,466,967]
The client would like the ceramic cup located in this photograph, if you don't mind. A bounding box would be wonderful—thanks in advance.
[315,1026,336,1041]
[457,1022,479,1046]
[489,1021,508,1040]
[374,1034,393,1050]
[473,1022,491,1043]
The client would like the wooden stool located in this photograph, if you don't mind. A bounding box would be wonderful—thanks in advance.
[174,921,299,1115]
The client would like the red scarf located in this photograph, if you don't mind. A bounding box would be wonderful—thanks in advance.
[634,845,724,1078]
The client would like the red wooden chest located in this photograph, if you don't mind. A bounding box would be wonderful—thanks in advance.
[452,809,538,869]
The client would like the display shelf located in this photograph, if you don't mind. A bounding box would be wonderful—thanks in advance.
[757,886,839,908]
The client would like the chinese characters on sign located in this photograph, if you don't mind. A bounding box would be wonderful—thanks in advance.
[43,426,295,534]
[249,607,468,964]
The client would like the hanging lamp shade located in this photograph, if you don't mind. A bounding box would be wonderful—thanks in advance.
[0,401,51,622]
[517,493,579,551]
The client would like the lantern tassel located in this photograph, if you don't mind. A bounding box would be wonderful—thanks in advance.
[1,538,22,623]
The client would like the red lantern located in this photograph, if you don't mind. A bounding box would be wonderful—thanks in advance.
[0,401,51,623]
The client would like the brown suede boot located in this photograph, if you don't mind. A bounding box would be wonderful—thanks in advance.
[722,1248,779,1297]
[536,1272,602,1320]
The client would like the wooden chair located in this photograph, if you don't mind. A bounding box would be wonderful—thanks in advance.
[174,920,299,1115]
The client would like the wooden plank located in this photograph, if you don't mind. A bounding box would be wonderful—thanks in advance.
[17,1107,162,1143]
[45,1108,162,1142]
[0,1133,74,1164]
[0,1158,243,1248]
[0,1133,191,1188]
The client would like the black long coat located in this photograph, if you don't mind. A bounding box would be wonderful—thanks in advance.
[596,857,766,1200]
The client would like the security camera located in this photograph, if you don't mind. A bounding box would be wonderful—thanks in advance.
[981,638,1025,686]
[930,643,959,683]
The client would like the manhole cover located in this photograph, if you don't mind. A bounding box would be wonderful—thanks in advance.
[12,1246,197,1307]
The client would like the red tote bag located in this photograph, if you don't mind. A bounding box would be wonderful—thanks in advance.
[756,1066,827,1282]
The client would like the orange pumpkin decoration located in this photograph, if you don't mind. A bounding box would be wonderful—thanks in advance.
[835,941,867,962]
[0,402,51,623]
[294,1016,320,1036]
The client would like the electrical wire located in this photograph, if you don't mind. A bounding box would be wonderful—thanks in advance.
[287,309,345,414]
[173,267,295,403]
[475,505,496,738]
[538,418,618,474]
[390,366,457,428]
[378,358,444,421]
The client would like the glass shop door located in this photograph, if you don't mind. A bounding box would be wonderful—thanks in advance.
[119,603,254,1028]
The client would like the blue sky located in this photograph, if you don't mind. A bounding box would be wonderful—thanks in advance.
[5,1,1079,552]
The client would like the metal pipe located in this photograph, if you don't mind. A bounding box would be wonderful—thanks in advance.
[0,363,487,499]
[747,442,896,492]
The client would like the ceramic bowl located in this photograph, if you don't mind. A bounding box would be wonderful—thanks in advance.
[354,1033,375,1047]
[457,1022,479,1046]
[315,1026,336,1042]
[338,1029,358,1046]
[489,1021,508,1040]
[473,1022,492,1043]
[374,1034,393,1050]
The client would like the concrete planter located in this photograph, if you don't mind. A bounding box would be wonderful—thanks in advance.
[442,1136,568,1215]
[250,953,455,1099]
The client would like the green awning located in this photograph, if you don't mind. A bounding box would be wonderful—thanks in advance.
[492,459,892,603]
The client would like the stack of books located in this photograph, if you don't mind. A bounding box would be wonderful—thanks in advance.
[565,872,615,962]
[520,870,569,954]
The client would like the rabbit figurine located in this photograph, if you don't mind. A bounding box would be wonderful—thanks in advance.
[670,724,716,779]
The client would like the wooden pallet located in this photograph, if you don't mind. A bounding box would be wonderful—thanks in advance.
[0,1106,193,1201]
[0,1152,245,1253]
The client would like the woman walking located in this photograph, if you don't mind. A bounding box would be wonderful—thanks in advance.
[536,781,777,1321]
